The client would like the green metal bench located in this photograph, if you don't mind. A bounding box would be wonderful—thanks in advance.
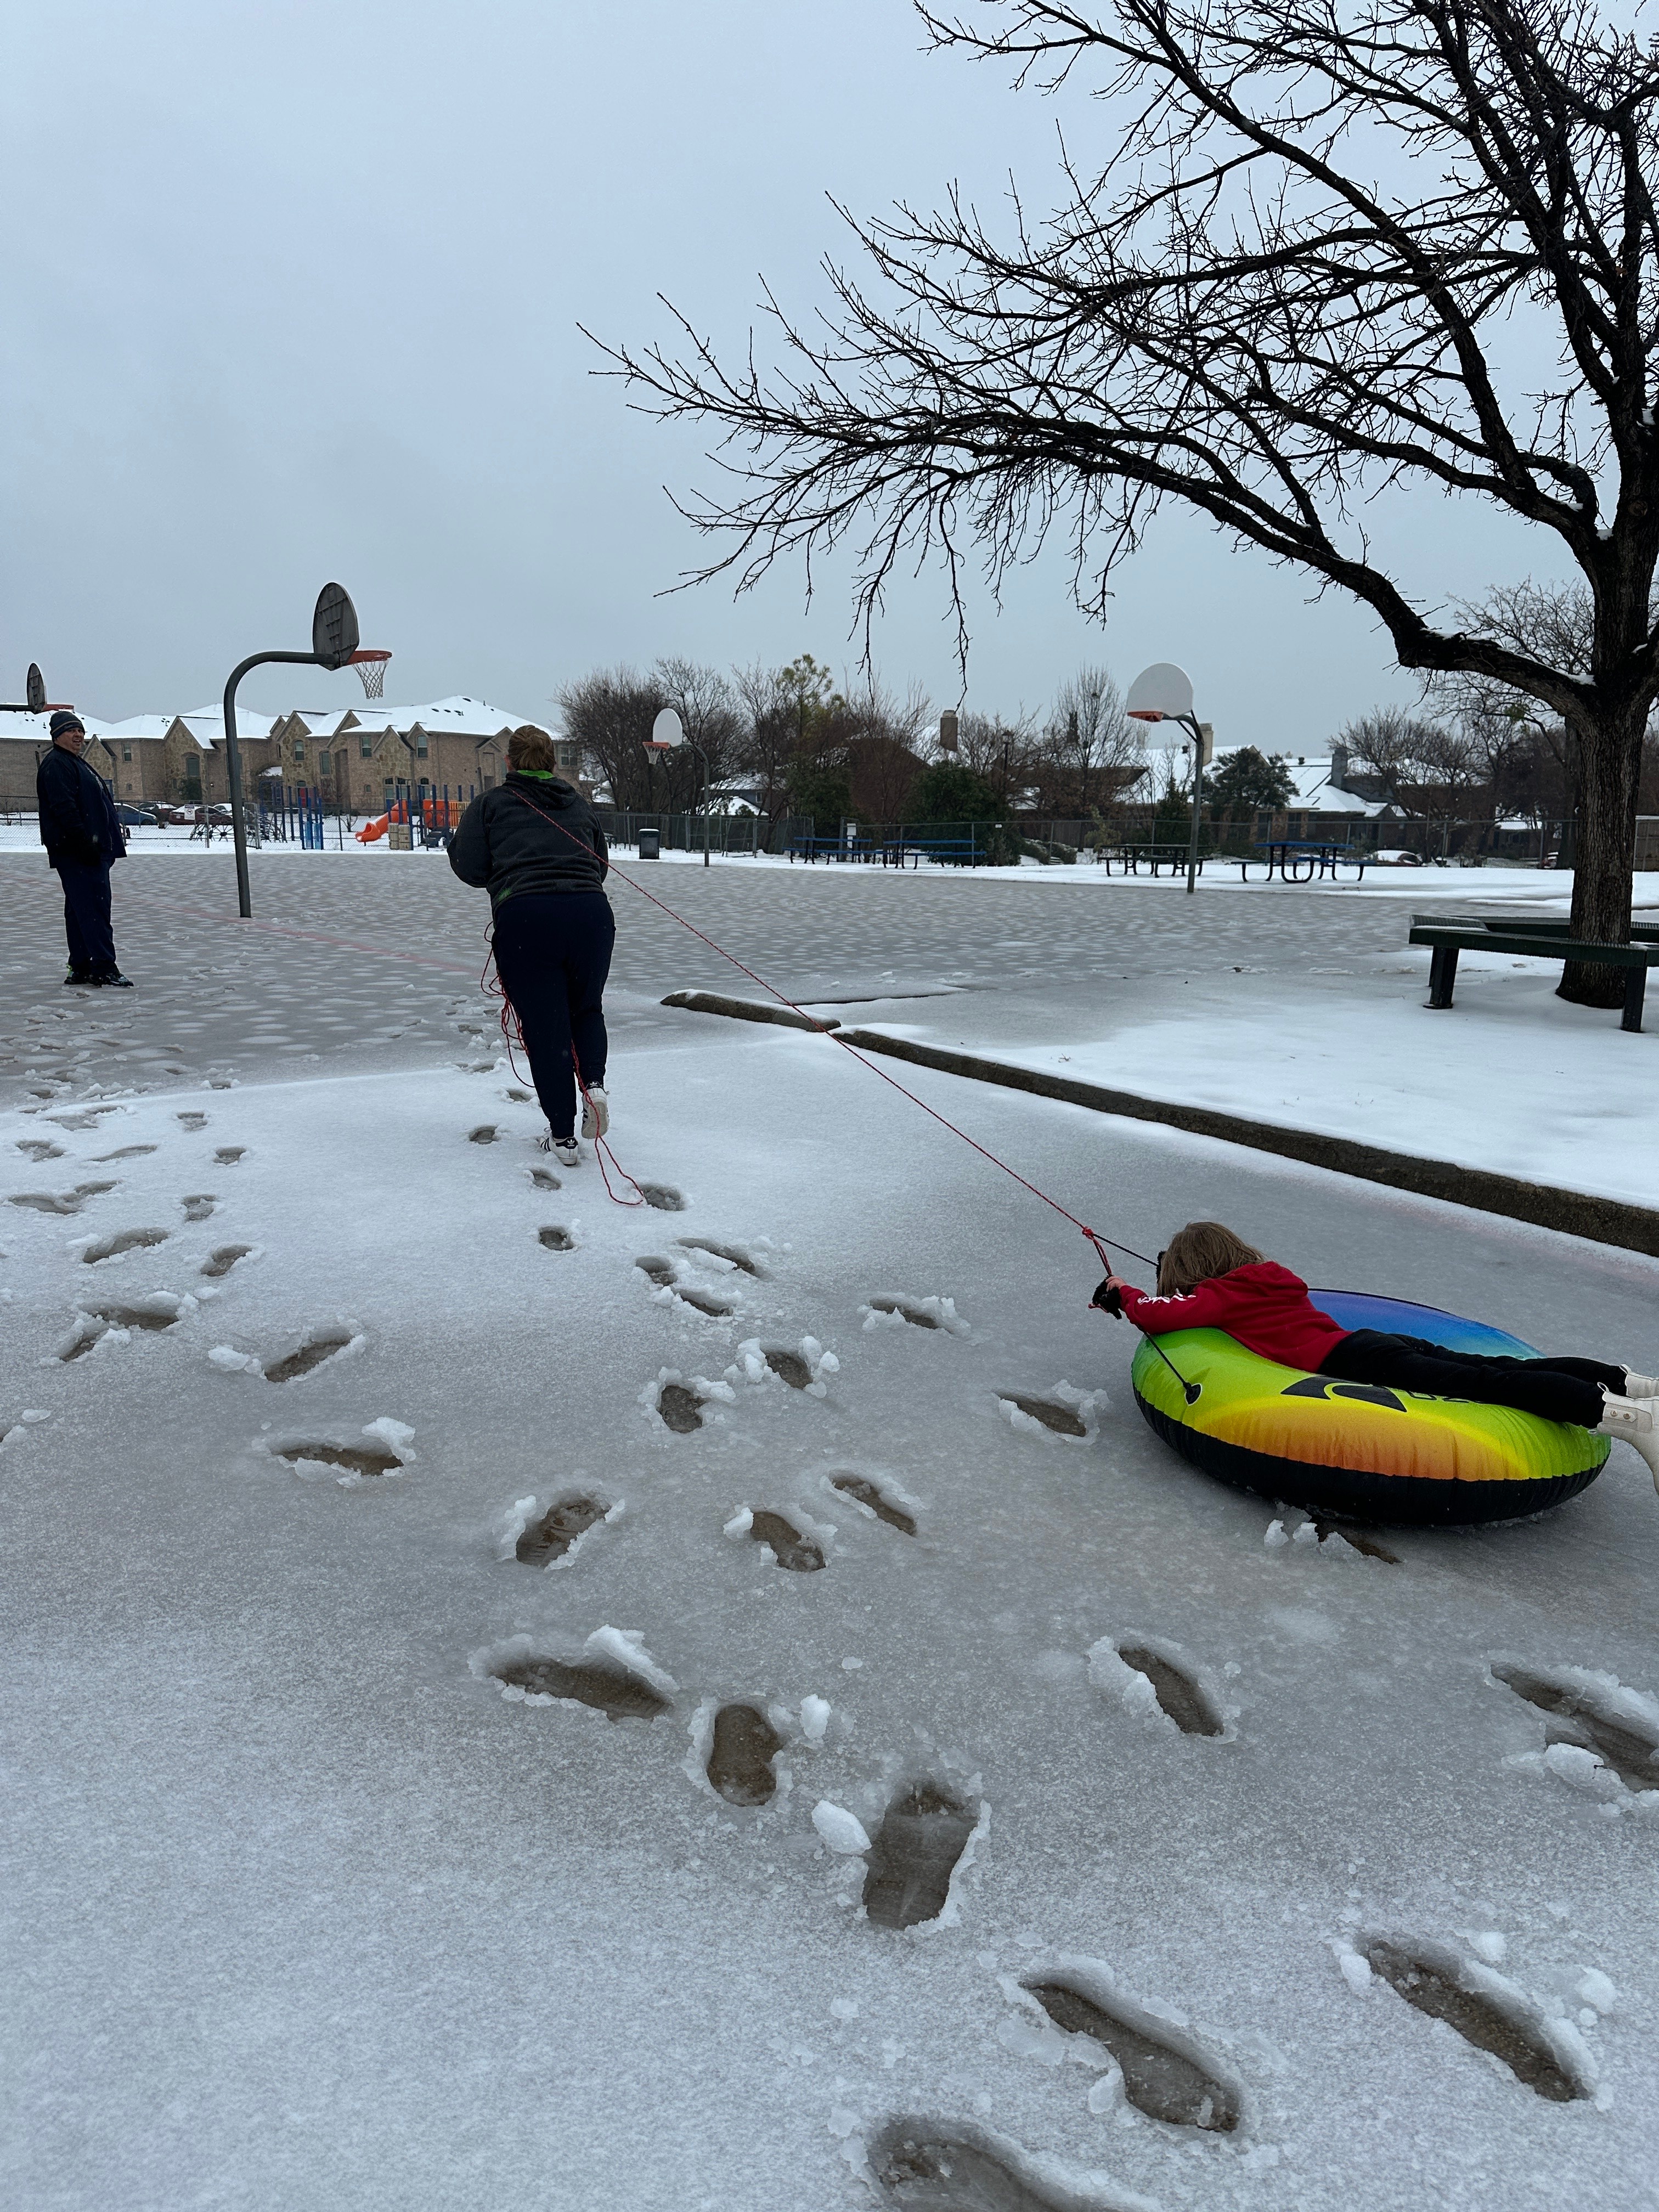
[1407,915,1659,1032]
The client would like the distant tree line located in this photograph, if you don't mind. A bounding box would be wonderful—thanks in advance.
[557,657,1151,828]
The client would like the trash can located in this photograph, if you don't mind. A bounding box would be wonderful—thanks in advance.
[637,826,662,860]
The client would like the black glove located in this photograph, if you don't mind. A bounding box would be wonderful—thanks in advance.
[1091,1277,1122,1316]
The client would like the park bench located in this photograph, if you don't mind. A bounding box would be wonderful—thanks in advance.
[1407,912,1659,1032]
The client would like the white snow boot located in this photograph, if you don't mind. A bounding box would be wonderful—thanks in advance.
[1621,1367,1659,1398]
[1595,1393,1659,1482]
[581,1086,610,1141]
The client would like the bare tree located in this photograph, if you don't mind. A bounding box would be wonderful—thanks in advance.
[1341,708,1451,811]
[1037,664,1146,813]
[560,659,740,811]
[602,0,1659,1002]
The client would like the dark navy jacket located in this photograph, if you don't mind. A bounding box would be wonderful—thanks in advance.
[37,744,126,870]
[448,774,608,906]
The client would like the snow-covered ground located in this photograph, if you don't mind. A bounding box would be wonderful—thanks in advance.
[4,1018,1657,2210]
[851,954,1659,1210]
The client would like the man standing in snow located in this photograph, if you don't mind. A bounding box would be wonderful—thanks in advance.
[36,711,132,987]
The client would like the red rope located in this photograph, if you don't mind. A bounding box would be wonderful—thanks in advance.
[489,787,1152,1265]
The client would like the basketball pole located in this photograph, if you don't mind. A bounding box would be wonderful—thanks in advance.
[222,650,335,919]
[221,584,368,920]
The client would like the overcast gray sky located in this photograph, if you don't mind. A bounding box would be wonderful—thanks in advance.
[3,1,1568,747]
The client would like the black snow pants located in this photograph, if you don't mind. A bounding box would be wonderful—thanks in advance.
[491,891,615,1139]
[56,859,117,977]
[1319,1330,1626,1430]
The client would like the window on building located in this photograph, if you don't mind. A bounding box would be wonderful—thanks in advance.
[319,750,331,777]
[415,730,429,757]
[360,734,373,758]
[294,739,305,763]
[122,744,133,762]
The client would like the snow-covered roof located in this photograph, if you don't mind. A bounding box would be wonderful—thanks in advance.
[0,709,122,745]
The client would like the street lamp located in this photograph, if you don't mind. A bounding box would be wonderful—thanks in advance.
[221,583,385,919]
[1126,662,1212,895]
[647,707,711,866]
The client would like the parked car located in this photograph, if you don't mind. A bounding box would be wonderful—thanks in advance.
[1369,848,1425,866]
[115,804,158,826]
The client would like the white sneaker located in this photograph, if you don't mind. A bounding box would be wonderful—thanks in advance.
[581,1086,610,1141]
[1596,1393,1659,1479]
[1621,1368,1659,1398]
[551,1136,580,1170]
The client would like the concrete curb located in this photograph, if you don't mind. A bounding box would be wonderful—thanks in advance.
[831,1029,1658,1260]
[660,989,839,1034]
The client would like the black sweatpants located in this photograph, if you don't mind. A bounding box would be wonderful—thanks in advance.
[55,859,117,977]
[1320,1330,1626,1429]
[491,891,615,1139]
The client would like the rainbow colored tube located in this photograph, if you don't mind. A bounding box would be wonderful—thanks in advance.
[1130,1290,1609,1527]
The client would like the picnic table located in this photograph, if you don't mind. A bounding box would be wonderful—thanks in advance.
[1239,839,1366,884]
[1109,842,1209,877]
[1407,910,1659,1032]
[787,834,984,867]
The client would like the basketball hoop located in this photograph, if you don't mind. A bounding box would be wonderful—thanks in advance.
[347,648,391,701]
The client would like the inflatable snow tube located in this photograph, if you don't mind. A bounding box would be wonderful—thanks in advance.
[1131,1290,1609,1527]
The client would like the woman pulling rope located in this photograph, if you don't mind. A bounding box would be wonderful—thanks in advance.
[448,725,613,1170]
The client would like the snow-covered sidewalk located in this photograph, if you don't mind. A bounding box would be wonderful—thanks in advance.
[837,949,1657,1215]
[3,1022,1657,2209]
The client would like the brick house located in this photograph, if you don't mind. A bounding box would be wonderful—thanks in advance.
[2,697,578,815]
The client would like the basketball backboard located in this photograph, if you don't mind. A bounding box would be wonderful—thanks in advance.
[650,708,685,748]
[313,583,361,670]
[26,663,46,715]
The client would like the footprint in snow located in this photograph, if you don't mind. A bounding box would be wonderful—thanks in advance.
[1359,1938,1588,2102]
[538,1226,575,1251]
[214,1147,245,1166]
[728,1507,825,1573]
[1000,1393,1087,1438]
[514,1496,606,1565]
[869,2122,1071,2212]
[636,1256,736,1317]
[862,1782,977,1929]
[94,1144,156,1162]
[831,1474,916,1536]
[177,1111,208,1131]
[468,1125,498,1144]
[707,1703,785,1805]
[487,1650,671,1723]
[861,1294,967,1334]
[1021,1976,1240,2131]
[1311,1517,1400,1562]
[15,1139,64,1161]
[9,1181,117,1216]
[200,1244,252,1279]
[676,1236,767,1278]
[655,1382,706,1434]
[273,1438,405,1479]
[1090,1639,1225,1738]
[211,1327,359,1383]
[640,1183,686,1212]
[529,1166,561,1190]
[61,1295,187,1360]
[1491,1658,1659,1793]
[180,1195,217,1222]
[79,1227,169,1263]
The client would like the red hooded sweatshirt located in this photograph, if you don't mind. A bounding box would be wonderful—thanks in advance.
[1115,1261,1349,1372]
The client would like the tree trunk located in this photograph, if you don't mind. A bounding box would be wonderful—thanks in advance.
[1559,706,1641,1007]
